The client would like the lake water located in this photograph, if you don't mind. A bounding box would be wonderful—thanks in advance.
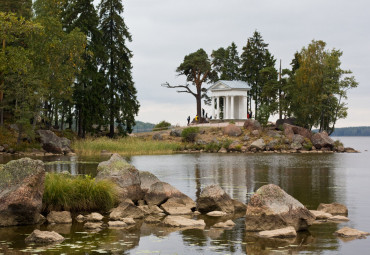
[0,137,369,254]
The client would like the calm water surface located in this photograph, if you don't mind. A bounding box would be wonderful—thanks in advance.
[0,137,369,254]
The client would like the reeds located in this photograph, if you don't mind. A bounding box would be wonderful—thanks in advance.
[72,136,182,156]
[42,173,118,213]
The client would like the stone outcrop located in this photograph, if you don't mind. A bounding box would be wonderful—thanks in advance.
[244,119,262,131]
[317,202,348,215]
[162,216,205,228]
[25,230,65,244]
[110,200,145,219]
[144,182,196,211]
[311,132,334,149]
[139,171,160,194]
[84,222,103,230]
[197,185,235,214]
[37,130,72,154]
[47,211,72,224]
[334,227,370,238]
[258,226,297,238]
[245,184,315,231]
[96,154,142,201]
[223,124,242,137]
[0,158,45,227]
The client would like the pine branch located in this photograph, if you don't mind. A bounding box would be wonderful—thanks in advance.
[161,82,196,97]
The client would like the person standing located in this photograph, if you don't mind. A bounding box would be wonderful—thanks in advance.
[187,116,190,125]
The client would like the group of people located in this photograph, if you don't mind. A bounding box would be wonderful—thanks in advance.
[187,108,212,125]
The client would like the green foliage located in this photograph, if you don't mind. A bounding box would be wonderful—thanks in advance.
[154,120,171,130]
[0,0,32,19]
[303,138,313,150]
[181,127,200,142]
[333,140,343,148]
[290,40,358,134]
[43,172,118,212]
[72,136,182,156]
[256,104,270,127]
[240,30,277,118]
[211,42,241,80]
[99,0,139,137]
[229,120,235,124]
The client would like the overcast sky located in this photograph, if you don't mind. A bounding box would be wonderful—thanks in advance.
[101,0,370,127]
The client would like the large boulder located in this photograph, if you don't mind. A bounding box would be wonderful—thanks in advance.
[0,158,45,227]
[317,202,348,215]
[196,185,235,214]
[311,132,334,149]
[25,230,65,244]
[139,171,160,194]
[244,119,262,131]
[245,184,315,231]
[37,130,72,154]
[283,124,312,140]
[144,182,196,210]
[223,124,242,137]
[275,118,296,129]
[160,197,194,215]
[96,153,143,201]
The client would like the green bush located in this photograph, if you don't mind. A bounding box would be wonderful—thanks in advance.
[303,138,313,150]
[181,127,200,142]
[43,173,118,213]
[154,120,171,131]
[333,139,343,148]
[205,141,221,152]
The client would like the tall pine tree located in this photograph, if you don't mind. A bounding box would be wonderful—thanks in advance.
[63,0,106,137]
[240,31,276,118]
[98,0,139,137]
[211,42,240,80]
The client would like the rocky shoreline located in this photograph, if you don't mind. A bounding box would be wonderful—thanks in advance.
[1,154,368,248]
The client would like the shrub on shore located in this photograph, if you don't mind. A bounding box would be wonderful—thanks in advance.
[181,127,200,142]
[72,136,182,156]
[43,173,118,213]
[154,120,171,131]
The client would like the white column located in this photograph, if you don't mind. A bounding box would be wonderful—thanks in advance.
[211,96,215,119]
[225,96,229,119]
[216,96,220,119]
[231,96,235,119]
[244,96,248,119]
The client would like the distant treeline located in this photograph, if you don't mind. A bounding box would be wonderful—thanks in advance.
[331,127,370,136]
[132,121,155,133]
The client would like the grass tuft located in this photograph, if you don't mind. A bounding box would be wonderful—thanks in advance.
[72,136,182,156]
[43,173,118,213]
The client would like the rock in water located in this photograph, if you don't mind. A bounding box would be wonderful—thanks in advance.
[0,158,45,227]
[144,182,195,210]
[335,227,370,238]
[47,211,72,224]
[160,197,194,215]
[139,171,160,194]
[110,200,145,219]
[197,185,235,214]
[317,202,348,215]
[245,184,315,231]
[25,229,65,244]
[258,226,297,238]
[162,216,205,228]
[96,153,142,201]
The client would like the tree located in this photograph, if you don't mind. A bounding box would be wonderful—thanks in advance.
[211,42,240,80]
[63,0,105,137]
[0,0,32,19]
[162,48,217,122]
[240,31,276,118]
[291,40,358,134]
[98,0,139,137]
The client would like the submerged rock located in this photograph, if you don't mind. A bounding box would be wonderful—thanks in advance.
[245,184,315,231]
[47,211,72,224]
[258,226,297,238]
[162,216,205,228]
[206,211,227,217]
[197,185,235,214]
[108,221,127,228]
[213,220,236,228]
[25,229,65,244]
[0,158,45,227]
[84,222,103,230]
[317,202,348,215]
[96,153,143,202]
[335,227,370,238]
